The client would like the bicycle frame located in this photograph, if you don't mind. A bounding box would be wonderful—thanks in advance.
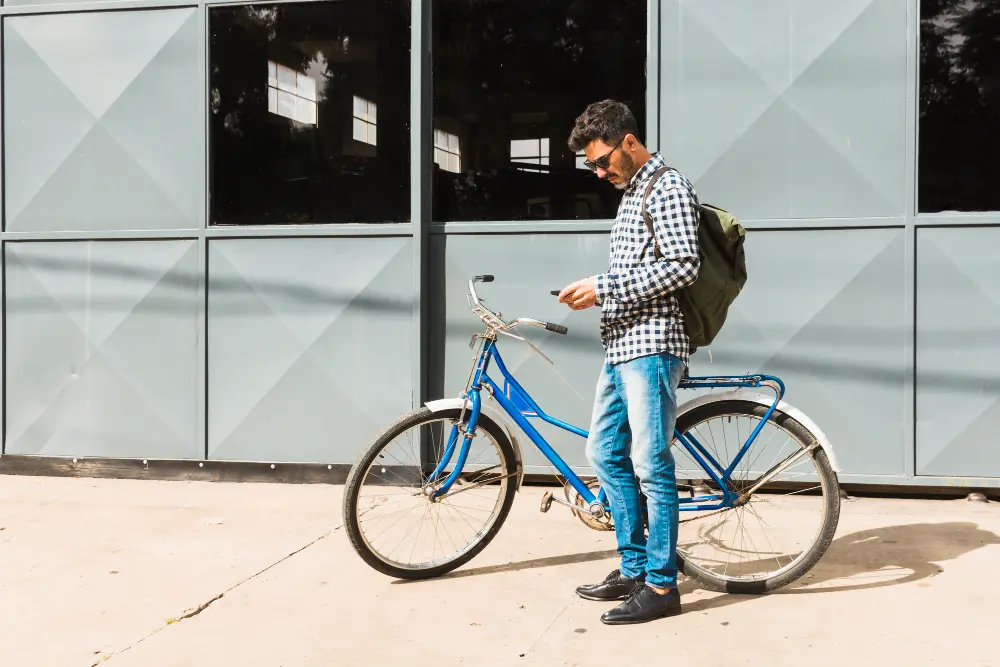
[430,337,788,514]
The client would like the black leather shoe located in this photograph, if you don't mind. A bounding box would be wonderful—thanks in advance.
[575,568,645,601]
[600,584,682,625]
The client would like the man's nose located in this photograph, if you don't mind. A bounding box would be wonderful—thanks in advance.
[596,166,609,179]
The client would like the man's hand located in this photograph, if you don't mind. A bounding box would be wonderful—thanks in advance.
[558,277,598,311]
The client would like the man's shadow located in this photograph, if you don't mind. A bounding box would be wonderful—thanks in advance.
[393,522,1000,609]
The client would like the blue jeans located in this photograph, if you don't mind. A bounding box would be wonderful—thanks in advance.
[585,352,683,589]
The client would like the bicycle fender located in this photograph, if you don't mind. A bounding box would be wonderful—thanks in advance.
[424,397,526,490]
[676,390,842,473]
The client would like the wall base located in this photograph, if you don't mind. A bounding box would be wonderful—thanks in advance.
[0,455,349,484]
[2,456,998,500]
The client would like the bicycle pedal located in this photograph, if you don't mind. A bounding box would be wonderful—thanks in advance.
[540,492,553,513]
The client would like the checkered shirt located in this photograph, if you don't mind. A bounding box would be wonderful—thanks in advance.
[594,153,701,367]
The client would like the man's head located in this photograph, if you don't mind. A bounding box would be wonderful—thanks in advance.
[568,100,650,190]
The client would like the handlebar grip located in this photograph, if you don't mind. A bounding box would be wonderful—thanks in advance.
[474,275,494,283]
[545,322,569,335]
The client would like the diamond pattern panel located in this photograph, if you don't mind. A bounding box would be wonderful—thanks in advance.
[661,0,906,220]
[429,234,609,474]
[3,10,201,231]
[687,228,908,476]
[916,227,1000,477]
[208,238,414,464]
[5,241,200,458]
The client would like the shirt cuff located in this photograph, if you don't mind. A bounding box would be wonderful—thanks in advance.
[594,274,612,304]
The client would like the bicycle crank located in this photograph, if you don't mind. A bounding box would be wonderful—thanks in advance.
[540,491,598,514]
[563,480,615,532]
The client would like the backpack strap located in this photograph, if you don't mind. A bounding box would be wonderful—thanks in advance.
[641,166,672,261]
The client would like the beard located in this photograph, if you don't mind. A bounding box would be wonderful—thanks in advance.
[612,152,637,190]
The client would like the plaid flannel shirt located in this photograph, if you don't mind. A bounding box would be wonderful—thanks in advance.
[594,153,701,367]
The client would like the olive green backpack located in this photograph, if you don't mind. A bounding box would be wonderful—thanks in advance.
[642,166,747,351]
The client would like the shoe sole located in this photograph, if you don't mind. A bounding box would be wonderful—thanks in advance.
[600,607,682,625]
[576,590,631,602]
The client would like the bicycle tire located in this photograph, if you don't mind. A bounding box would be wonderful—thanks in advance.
[673,399,841,594]
[342,407,519,580]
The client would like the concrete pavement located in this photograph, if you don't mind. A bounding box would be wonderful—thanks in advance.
[1,475,997,667]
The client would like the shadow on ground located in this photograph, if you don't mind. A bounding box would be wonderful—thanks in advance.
[392,522,1000,608]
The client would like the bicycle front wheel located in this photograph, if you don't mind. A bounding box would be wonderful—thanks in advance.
[672,399,841,594]
[342,407,518,580]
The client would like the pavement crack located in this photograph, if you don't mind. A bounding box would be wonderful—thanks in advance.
[93,524,342,666]
[524,600,570,657]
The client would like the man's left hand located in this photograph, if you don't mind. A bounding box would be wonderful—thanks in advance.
[558,277,598,311]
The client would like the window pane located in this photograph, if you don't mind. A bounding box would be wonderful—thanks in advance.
[919,0,1000,213]
[276,63,296,93]
[267,60,277,88]
[277,89,296,120]
[209,1,410,225]
[296,97,317,126]
[433,0,646,221]
[510,139,537,159]
[351,117,363,143]
[297,72,317,101]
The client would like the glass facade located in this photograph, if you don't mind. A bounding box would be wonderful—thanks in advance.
[209,1,411,225]
[430,0,648,222]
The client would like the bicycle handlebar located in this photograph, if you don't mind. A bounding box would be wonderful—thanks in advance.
[467,276,569,336]
[545,322,569,335]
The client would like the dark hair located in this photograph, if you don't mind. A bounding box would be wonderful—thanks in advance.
[567,99,640,152]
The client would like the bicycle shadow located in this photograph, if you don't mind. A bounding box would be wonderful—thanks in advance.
[392,522,1000,602]
[677,521,1000,612]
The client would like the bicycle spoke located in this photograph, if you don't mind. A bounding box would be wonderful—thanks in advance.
[352,413,511,573]
[672,404,834,587]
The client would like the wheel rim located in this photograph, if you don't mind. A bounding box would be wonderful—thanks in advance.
[353,416,510,572]
[672,408,832,584]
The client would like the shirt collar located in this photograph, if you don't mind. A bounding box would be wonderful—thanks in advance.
[628,152,668,193]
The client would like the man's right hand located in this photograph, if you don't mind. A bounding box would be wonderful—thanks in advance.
[558,277,598,311]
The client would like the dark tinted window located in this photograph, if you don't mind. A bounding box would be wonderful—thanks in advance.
[432,0,647,222]
[919,0,1000,213]
[209,1,410,225]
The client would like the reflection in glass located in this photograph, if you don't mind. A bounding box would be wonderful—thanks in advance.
[432,0,647,221]
[919,0,1000,213]
[268,61,318,126]
[209,1,410,225]
[510,138,549,171]
[352,96,377,146]
[434,129,461,174]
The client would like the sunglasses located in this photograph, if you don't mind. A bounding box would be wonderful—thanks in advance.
[582,137,625,172]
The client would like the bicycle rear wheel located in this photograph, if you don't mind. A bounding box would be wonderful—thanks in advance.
[342,407,518,580]
[672,399,840,593]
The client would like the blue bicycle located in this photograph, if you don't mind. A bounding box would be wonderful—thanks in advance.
[343,276,841,593]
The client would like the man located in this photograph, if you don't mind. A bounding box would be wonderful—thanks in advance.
[557,99,700,625]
